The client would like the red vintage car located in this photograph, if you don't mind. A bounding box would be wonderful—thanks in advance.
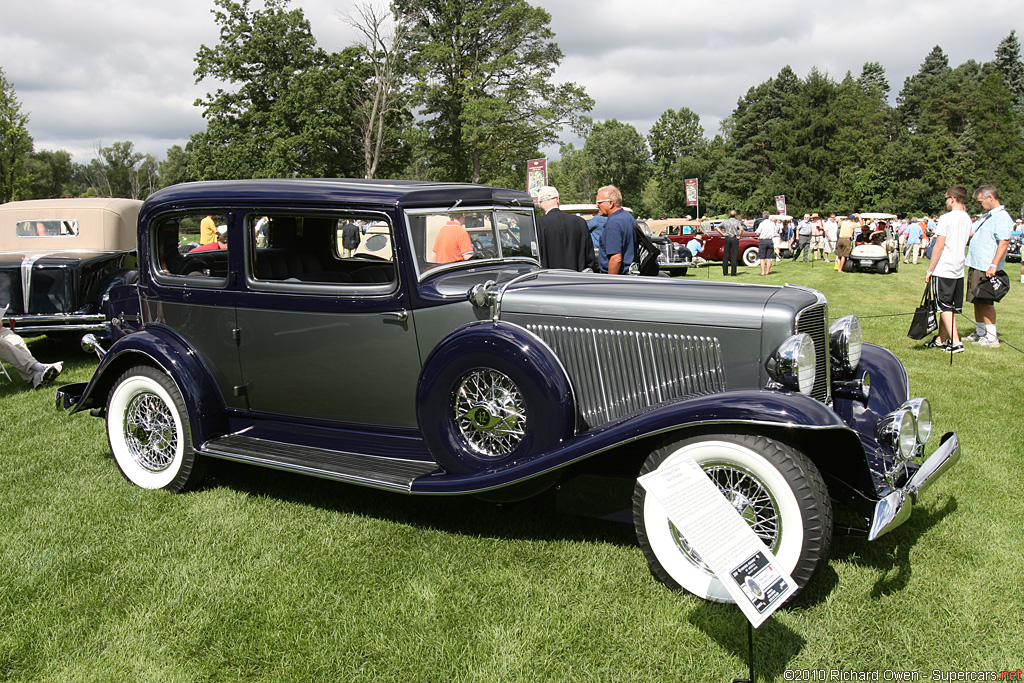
[660,222,762,267]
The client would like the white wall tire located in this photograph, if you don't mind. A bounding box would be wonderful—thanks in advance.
[106,365,204,491]
[633,433,832,602]
[741,246,759,267]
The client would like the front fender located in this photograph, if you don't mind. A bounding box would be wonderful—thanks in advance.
[68,327,228,446]
[832,342,909,438]
[411,388,870,494]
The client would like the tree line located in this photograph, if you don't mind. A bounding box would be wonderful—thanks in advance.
[2,0,1023,222]
[554,34,1024,220]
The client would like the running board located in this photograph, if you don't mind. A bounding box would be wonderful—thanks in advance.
[198,434,440,492]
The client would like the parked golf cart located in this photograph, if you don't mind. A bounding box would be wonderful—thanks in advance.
[843,213,900,274]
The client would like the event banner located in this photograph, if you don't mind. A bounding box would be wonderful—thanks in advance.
[638,456,797,628]
[774,195,787,215]
[527,159,547,204]
[685,178,699,207]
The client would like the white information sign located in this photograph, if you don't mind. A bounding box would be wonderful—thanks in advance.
[638,456,797,627]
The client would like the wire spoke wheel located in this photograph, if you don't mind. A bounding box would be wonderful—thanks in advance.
[123,391,179,472]
[454,369,527,457]
[633,433,832,602]
[672,461,782,574]
[106,365,205,491]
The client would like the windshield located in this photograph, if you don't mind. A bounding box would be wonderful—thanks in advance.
[405,208,539,277]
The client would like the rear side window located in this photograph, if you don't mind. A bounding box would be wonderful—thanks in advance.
[16,219,79,237]
[247,212,396,290]
[152,212,230,284]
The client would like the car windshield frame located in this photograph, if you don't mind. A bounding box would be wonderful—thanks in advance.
[403,206,539,280]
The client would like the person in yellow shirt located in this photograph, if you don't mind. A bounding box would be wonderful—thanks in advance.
[199,215,218,245]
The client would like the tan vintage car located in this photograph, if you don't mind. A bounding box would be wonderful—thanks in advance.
[0,197,141,337]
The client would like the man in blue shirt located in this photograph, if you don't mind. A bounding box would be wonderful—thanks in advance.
[904,220,924,264]
[596,185,636,274]
[964,184,1013,347]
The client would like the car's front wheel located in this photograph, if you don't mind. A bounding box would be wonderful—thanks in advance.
[106,365,205,491]
[633,433,832,601]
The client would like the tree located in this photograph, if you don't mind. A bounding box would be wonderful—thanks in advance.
[394,0,592,184]
[970,70,1024,208]
[24,149,75,199]
[190,0,363,179]
[897,45,950,133]
[85,141,159,199]
[993,30,1024,118]
[648,107,705,175]
[158,144,193,188]
[580,119,651,209]
[1,66,33,203]
[341,1,414,179]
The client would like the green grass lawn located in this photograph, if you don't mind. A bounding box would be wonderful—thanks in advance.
[2,258,1022,682]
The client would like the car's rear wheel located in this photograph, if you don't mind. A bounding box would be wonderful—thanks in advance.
[106,365,205,491]
[876,260,890,274]
[741,246,759,267]
[633,433,832,601]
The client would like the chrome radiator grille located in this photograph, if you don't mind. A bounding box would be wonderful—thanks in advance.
[525,324,726,427]
[796,303,830,403]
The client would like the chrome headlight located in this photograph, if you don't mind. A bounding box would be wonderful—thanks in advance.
[875,408,918,460]
[829,314,862,377]
[766,333,816,395]
[900,398,932,445]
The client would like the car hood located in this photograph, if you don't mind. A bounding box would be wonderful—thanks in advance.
[497,270,818,329]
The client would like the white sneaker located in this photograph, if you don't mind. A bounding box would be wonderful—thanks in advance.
[963,332,983,343]
[975,337,1000,348]
[32,362,63,389]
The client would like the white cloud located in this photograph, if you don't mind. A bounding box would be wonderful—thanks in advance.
[2,0,1021,164]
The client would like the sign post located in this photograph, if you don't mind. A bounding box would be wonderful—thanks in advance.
[686,178,699,219]
[527,159,547,205]
[639,456,799,681]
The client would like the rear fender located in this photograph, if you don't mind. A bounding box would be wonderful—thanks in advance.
[70,328,227,446]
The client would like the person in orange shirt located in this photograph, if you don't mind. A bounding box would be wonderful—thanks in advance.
[431,213,474,263]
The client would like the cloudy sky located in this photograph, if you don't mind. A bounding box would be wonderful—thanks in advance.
[3,0,1022,165]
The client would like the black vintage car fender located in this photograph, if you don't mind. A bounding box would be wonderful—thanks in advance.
[65,327,228,445]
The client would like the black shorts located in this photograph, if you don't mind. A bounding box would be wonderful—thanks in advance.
[758,239,774,259]
[931,276,963,313]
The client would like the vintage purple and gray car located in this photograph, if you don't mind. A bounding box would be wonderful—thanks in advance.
[0,198,141,338]
[57,179,959,601]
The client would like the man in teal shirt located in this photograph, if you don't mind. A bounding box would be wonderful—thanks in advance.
[964,184,1012,347]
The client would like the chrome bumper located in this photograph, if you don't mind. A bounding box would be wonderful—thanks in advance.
[868,431,960,541]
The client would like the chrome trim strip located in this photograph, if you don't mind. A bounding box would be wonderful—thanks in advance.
[21,253,50,313]
[9,314,105,324]
[524,323,725,427]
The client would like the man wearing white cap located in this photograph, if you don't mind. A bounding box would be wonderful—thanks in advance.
[536,186,597,271]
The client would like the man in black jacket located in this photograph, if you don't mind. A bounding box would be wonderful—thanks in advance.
[536,186,598,271]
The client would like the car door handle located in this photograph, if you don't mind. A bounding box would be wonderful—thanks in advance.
[383,309,409,322]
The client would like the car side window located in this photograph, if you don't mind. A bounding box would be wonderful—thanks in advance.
[247,212,396,288]
[153,212,230,283]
